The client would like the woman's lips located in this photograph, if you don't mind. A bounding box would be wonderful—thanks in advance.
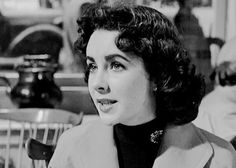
[97,99,117,113]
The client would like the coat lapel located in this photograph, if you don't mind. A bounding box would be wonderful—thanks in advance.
[153,123,213,168]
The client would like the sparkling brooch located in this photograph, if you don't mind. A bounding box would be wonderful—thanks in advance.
[150,130,164,144]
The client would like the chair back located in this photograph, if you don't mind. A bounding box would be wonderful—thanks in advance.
[0,108,83,168]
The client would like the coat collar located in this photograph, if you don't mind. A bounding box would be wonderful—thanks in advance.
[78,121,213,168]
[153,123,213,168]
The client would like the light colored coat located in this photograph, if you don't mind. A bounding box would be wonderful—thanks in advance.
[49,119,236,168]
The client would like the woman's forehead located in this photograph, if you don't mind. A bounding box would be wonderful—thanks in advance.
[86,29,119,55]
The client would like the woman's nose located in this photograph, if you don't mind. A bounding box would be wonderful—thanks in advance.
[92,71,110,94]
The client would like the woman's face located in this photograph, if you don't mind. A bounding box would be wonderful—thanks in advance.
[86,29,156,126]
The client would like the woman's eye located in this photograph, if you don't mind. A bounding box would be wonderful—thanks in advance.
[110,62,125,71]
[87,63,97,73]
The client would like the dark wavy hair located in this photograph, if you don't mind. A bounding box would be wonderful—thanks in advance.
[74,3,205,125]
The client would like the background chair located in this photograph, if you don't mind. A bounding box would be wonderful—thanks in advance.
[26,114,99,168]
[26,138,54,168]
[0,108,83,168]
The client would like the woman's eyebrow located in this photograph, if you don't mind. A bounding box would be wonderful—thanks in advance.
[105,54,131,62]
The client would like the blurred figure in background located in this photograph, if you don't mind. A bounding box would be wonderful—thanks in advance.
[194,36,236,148]
[173,0,215,93]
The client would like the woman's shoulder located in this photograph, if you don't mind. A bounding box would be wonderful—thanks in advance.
[196,126,236,166]
[59,118,105,143]
[198,127,234,149]
[49,119,109,168]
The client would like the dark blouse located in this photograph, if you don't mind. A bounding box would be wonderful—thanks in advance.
[114,118,165,168]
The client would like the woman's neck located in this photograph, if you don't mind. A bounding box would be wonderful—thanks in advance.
[114,117,166,144]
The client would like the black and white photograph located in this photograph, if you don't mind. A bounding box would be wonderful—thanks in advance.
[0,0,236,167]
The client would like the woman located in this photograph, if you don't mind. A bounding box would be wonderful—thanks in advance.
[49,3,236,168]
